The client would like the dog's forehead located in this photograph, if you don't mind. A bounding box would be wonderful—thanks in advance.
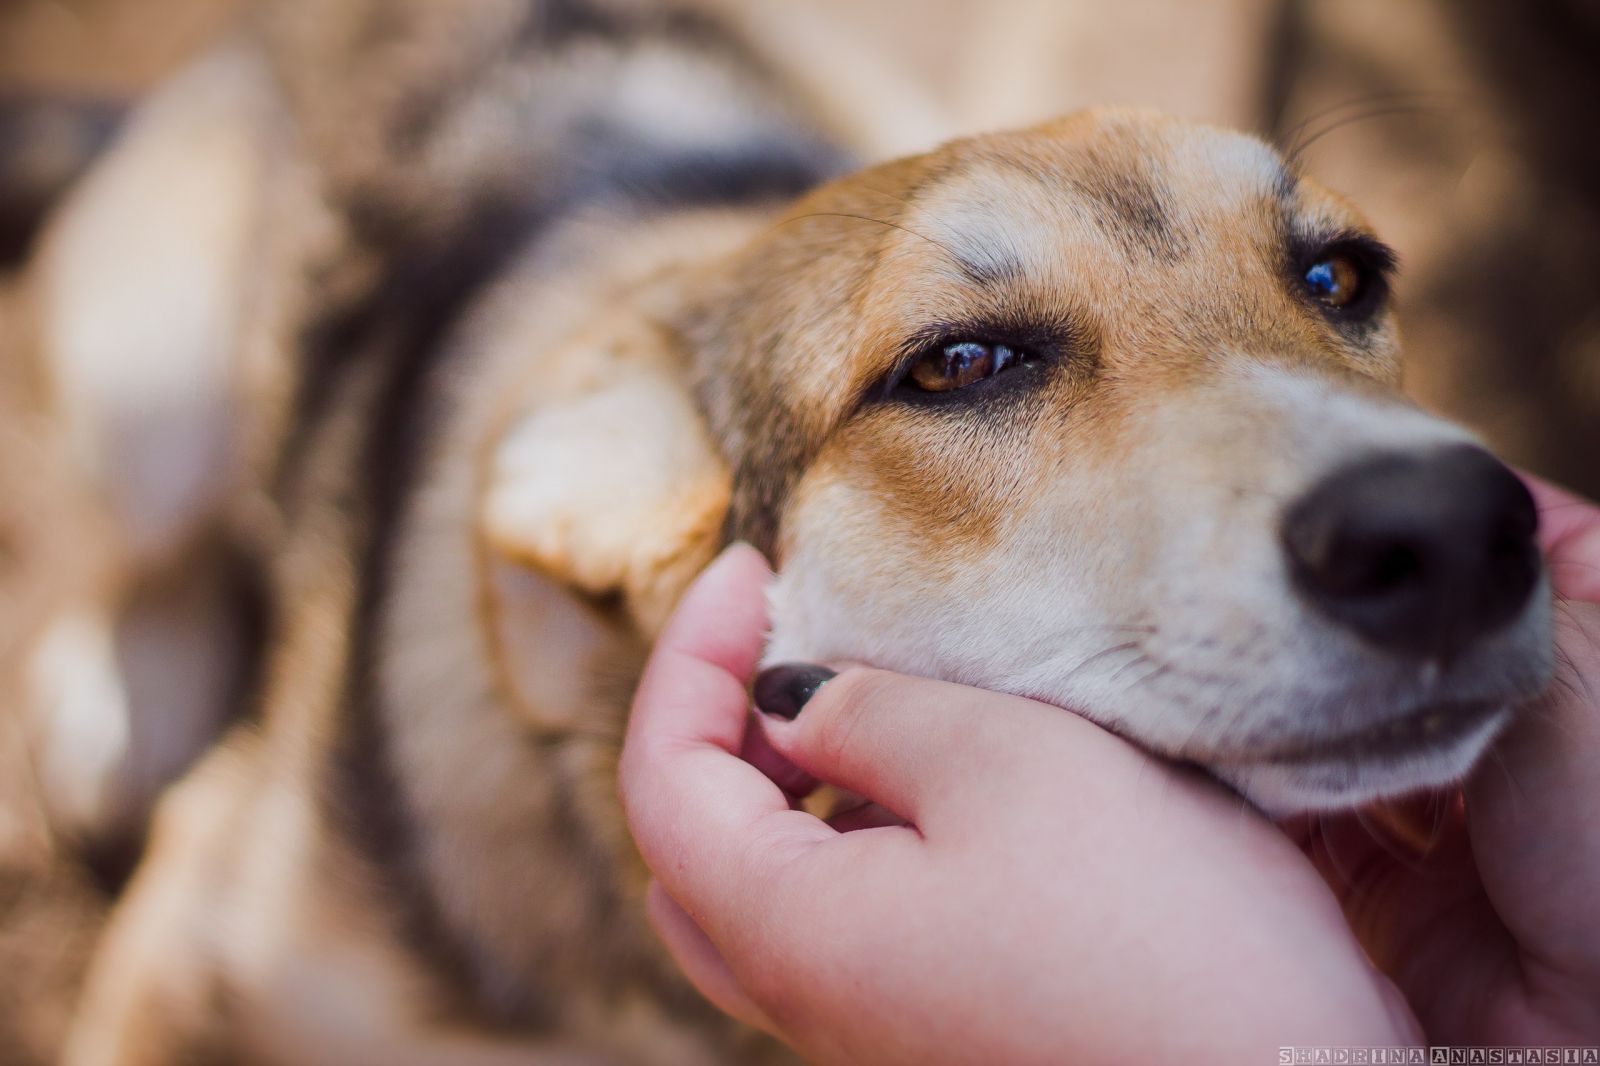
[905,116,1298,279]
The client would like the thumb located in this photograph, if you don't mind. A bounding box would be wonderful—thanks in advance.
[749,664,1117,831]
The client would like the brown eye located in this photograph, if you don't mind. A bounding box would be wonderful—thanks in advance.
[1303,253,1365,309]
[907,341,1021,392]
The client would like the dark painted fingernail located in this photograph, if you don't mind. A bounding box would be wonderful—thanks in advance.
[753,664,836,720]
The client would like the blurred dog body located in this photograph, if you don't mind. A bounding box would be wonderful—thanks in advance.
[45,2,833,1062]
[21,0,1553,1062]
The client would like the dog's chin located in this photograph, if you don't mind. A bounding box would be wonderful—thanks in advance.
[1206,701,1515,816]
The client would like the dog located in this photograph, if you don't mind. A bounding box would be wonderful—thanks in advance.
[16,0,1552,1061]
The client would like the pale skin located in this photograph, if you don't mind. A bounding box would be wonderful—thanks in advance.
[618,475,1600,1065]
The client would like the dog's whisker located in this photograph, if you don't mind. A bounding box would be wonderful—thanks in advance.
[1423,791,1455,852]
[1517,688,1583,751]
[1159,681,1233,765]
[1484,746,1527,809]
[1277,89,1474,158]
[1545,673,1583,705]
[1103,651,1153,686]
[1280,88,1472,129]
[1550,620,1598,706]
[1120,661,1171,694]
[854,182,924,213]
[1532,674,1580,711]
[772,211,966,270]
[1314,812,1361,892]
[1286,102,1460,164]
[1228,788,1256,833]
[1054,640,1147,688]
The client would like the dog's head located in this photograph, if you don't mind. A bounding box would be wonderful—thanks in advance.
[485,109,1553,813]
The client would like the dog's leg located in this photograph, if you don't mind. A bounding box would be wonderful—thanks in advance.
[59,737,249,1066]
[66,741,633,1066]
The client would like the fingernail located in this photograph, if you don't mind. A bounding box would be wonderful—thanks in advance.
[753,664,836,720]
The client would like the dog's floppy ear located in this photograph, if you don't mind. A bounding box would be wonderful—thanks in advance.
[479,321,732,636]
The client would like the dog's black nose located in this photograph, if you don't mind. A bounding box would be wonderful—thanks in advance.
[1281,444,1541,662]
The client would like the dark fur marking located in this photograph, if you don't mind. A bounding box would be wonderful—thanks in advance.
[578,125,847,210]
[712,330,821,559]
[1273,163,1301,210]
[1073,171,1187,262]
[525,2,749,55]
[950,246,1021,288]
[273,208,408,506]
[280,131,841,512]
[284,118,844,1026]
[316,193,555,1026]
[525,0,629,43]
[290,12,845,473]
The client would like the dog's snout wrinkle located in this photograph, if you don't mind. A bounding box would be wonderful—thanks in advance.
[1281,444,1541,663]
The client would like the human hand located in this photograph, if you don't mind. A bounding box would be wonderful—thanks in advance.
[1295,474,1600,1044]
[619,545,1418,1066]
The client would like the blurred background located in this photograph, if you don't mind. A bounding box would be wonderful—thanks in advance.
[1,1,1596,1062]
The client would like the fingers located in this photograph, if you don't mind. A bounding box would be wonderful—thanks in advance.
[1519,471,1600,601]
[1416,473,1600,1030]
[1294,807,1502,1036]
[739,716,818,800]
[1293,795,1473,955]
[753,664,1109,830]
[645,882,774,1034]
[619,544,834,922]
[643,541,773,705]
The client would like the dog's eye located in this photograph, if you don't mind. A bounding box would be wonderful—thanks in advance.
[1291,235,1396,326]
[907,341,1026,392]
[1302,251,1367,310]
